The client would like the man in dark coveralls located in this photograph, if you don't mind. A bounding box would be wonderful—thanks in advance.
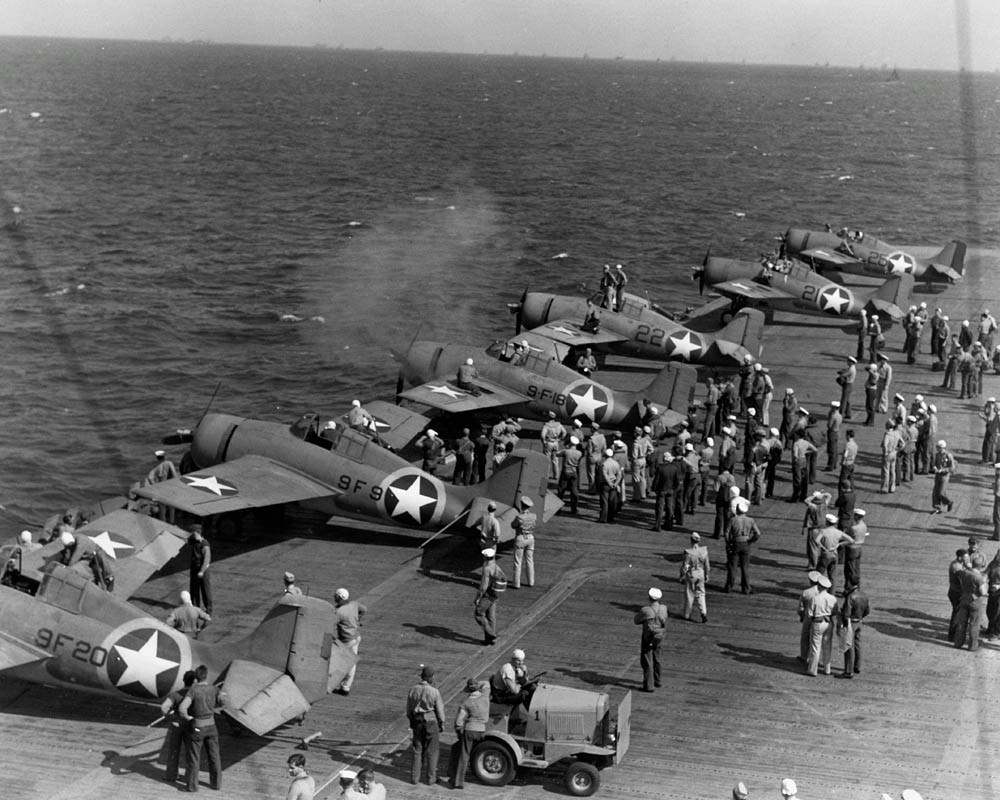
[179,664,228,792]
[188,524,212,615]
[634,587,668,691]
[160,669,196,783]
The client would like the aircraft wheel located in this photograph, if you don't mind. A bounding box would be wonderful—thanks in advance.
[564,761,601,797]
[471,740,517,787]
[215,512,244,540]
[720,310,735,326]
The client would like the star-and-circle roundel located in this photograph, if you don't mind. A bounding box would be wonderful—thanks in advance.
[380,470,443,527]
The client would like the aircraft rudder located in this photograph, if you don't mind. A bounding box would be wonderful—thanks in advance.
[644,362,698,413]
[479,449,553,525]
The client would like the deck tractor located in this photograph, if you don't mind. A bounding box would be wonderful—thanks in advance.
[470,681,632,796]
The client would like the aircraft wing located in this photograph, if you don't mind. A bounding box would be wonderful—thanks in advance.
[0,629,50,672]
[398,378,528,415]
[528,319,629,347]
[799,247,857,267]
[710,279,793,303]
[342,400,433,451]
[134,455,342,517]
[17,510,191,598]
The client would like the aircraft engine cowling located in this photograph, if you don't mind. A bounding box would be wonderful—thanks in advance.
[190,413,246,470]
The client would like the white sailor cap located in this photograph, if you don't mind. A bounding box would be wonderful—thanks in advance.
[154,449,166,458]
[569,435,579,445]
[830,400,840,408]
[481,548,496,558]
[825,513,838,524]
[648,587,662,600]
[854,508,866,516]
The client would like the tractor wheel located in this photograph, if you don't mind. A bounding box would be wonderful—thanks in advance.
[563,761,601,797]
[471,740,517,787]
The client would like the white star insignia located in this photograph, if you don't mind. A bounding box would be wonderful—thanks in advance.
[87,531,135,559]
[428,384,464,399]
[568,385,608,420]
[387,476,436,523]
[819,286,850,314]
[731,282,753,292]
[112,631,178,696]
[549,325,579,337]
[666,331,702,360]
[182,474,237,496]
[886,252,914,274]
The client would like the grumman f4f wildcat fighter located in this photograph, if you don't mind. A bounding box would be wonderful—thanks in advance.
[0,510,355,735]
[136,406,560,543]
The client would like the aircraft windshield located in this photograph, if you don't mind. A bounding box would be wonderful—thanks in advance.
[618,296,646,319]
[523,350,552,375]
[290,413,321,441]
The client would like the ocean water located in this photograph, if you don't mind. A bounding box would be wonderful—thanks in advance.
[0,37,998,523]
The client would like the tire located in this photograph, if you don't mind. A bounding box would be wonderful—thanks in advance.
[471,740,517,787]
[564,762,601,797]
[720,310,735,326]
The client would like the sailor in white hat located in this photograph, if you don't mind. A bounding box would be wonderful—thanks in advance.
[475,547,502,645]
[634,587,668,691]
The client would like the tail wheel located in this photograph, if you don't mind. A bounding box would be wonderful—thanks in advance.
[564,761,601,797]
[471,740,517,787]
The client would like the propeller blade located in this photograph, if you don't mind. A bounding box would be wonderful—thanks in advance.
[516,286,527,334]
[699,246,711,296]
[395,368,405,405]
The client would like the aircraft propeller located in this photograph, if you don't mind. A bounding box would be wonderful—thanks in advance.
[694,246,711,295]
[391,326,424,405]
[507,287,528,334]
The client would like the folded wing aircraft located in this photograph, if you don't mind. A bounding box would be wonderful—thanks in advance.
[393,339,697,432]
[0,515,356,735]
[689,250,913,328]
[782,227,965,285]
[137,409,559,541]
[508,289,765,368]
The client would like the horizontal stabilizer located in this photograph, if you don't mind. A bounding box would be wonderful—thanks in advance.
[866,273,913,323]
[222,659,311,736]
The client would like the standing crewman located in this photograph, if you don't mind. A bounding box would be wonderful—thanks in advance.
[160,669,196,784]
[447,678,490,789]
[840,429,858,489]
[838,356,858,422]
[633,587,668,692]
[680,532,710,623]
[863,364,879,426]
[931,440,957,515]
[805,574,836,676]
[724,498,761,594]
[816,515,854,589]
[876,353,893,413]
[188,524,212,615]
[333,588,366,696]
[651,451,683,532]
[180,664,228,793]
[631,426,654,502]
[146,449,179,522]
[825,401,842,471]
[165,590,211,638]
[558,436,583,514]
[712,466,736,539]
[584,422,606,494]
[838,582,871,678]
[452,428,475,485]
[405,664,446,785]
[511,496,536,589]
[879,420,903,494]
[477,502,501,552]
[418,429,444,476]
[797,571,823,665]
[597,448,623,524]
[540,411,567,480]
[474,548,505,645]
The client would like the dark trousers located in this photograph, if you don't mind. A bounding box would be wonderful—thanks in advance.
[474,596,497,642]
[449,729,483,787]
[948,590,962,642]
[599,485,618,523]
[163,720,189,781]
[557,472,579,513]
[639,633,663,691]
[953,598,985,650]
[725,542,751,591]
[818,551,838,587]
[843,622,863,673]
[653,492,673,530]
[713,503,731,538]
[840,382,853,418]
[411,720,441,783]
[791,462,808,501]
[452,458,473,485]
[190,569,213,614]
[185,723,221,791]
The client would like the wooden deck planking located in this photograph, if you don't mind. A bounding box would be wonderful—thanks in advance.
[2,250,1000,799]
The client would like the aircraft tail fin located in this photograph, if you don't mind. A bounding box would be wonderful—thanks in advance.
[866,273,914,324]
[927,240,966,282]
[225,595,356,734]
[643,362,698,413]
[718,308,766,358]
[474,449,560,541]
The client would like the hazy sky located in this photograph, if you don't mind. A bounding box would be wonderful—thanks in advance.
[4,1,999,72]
